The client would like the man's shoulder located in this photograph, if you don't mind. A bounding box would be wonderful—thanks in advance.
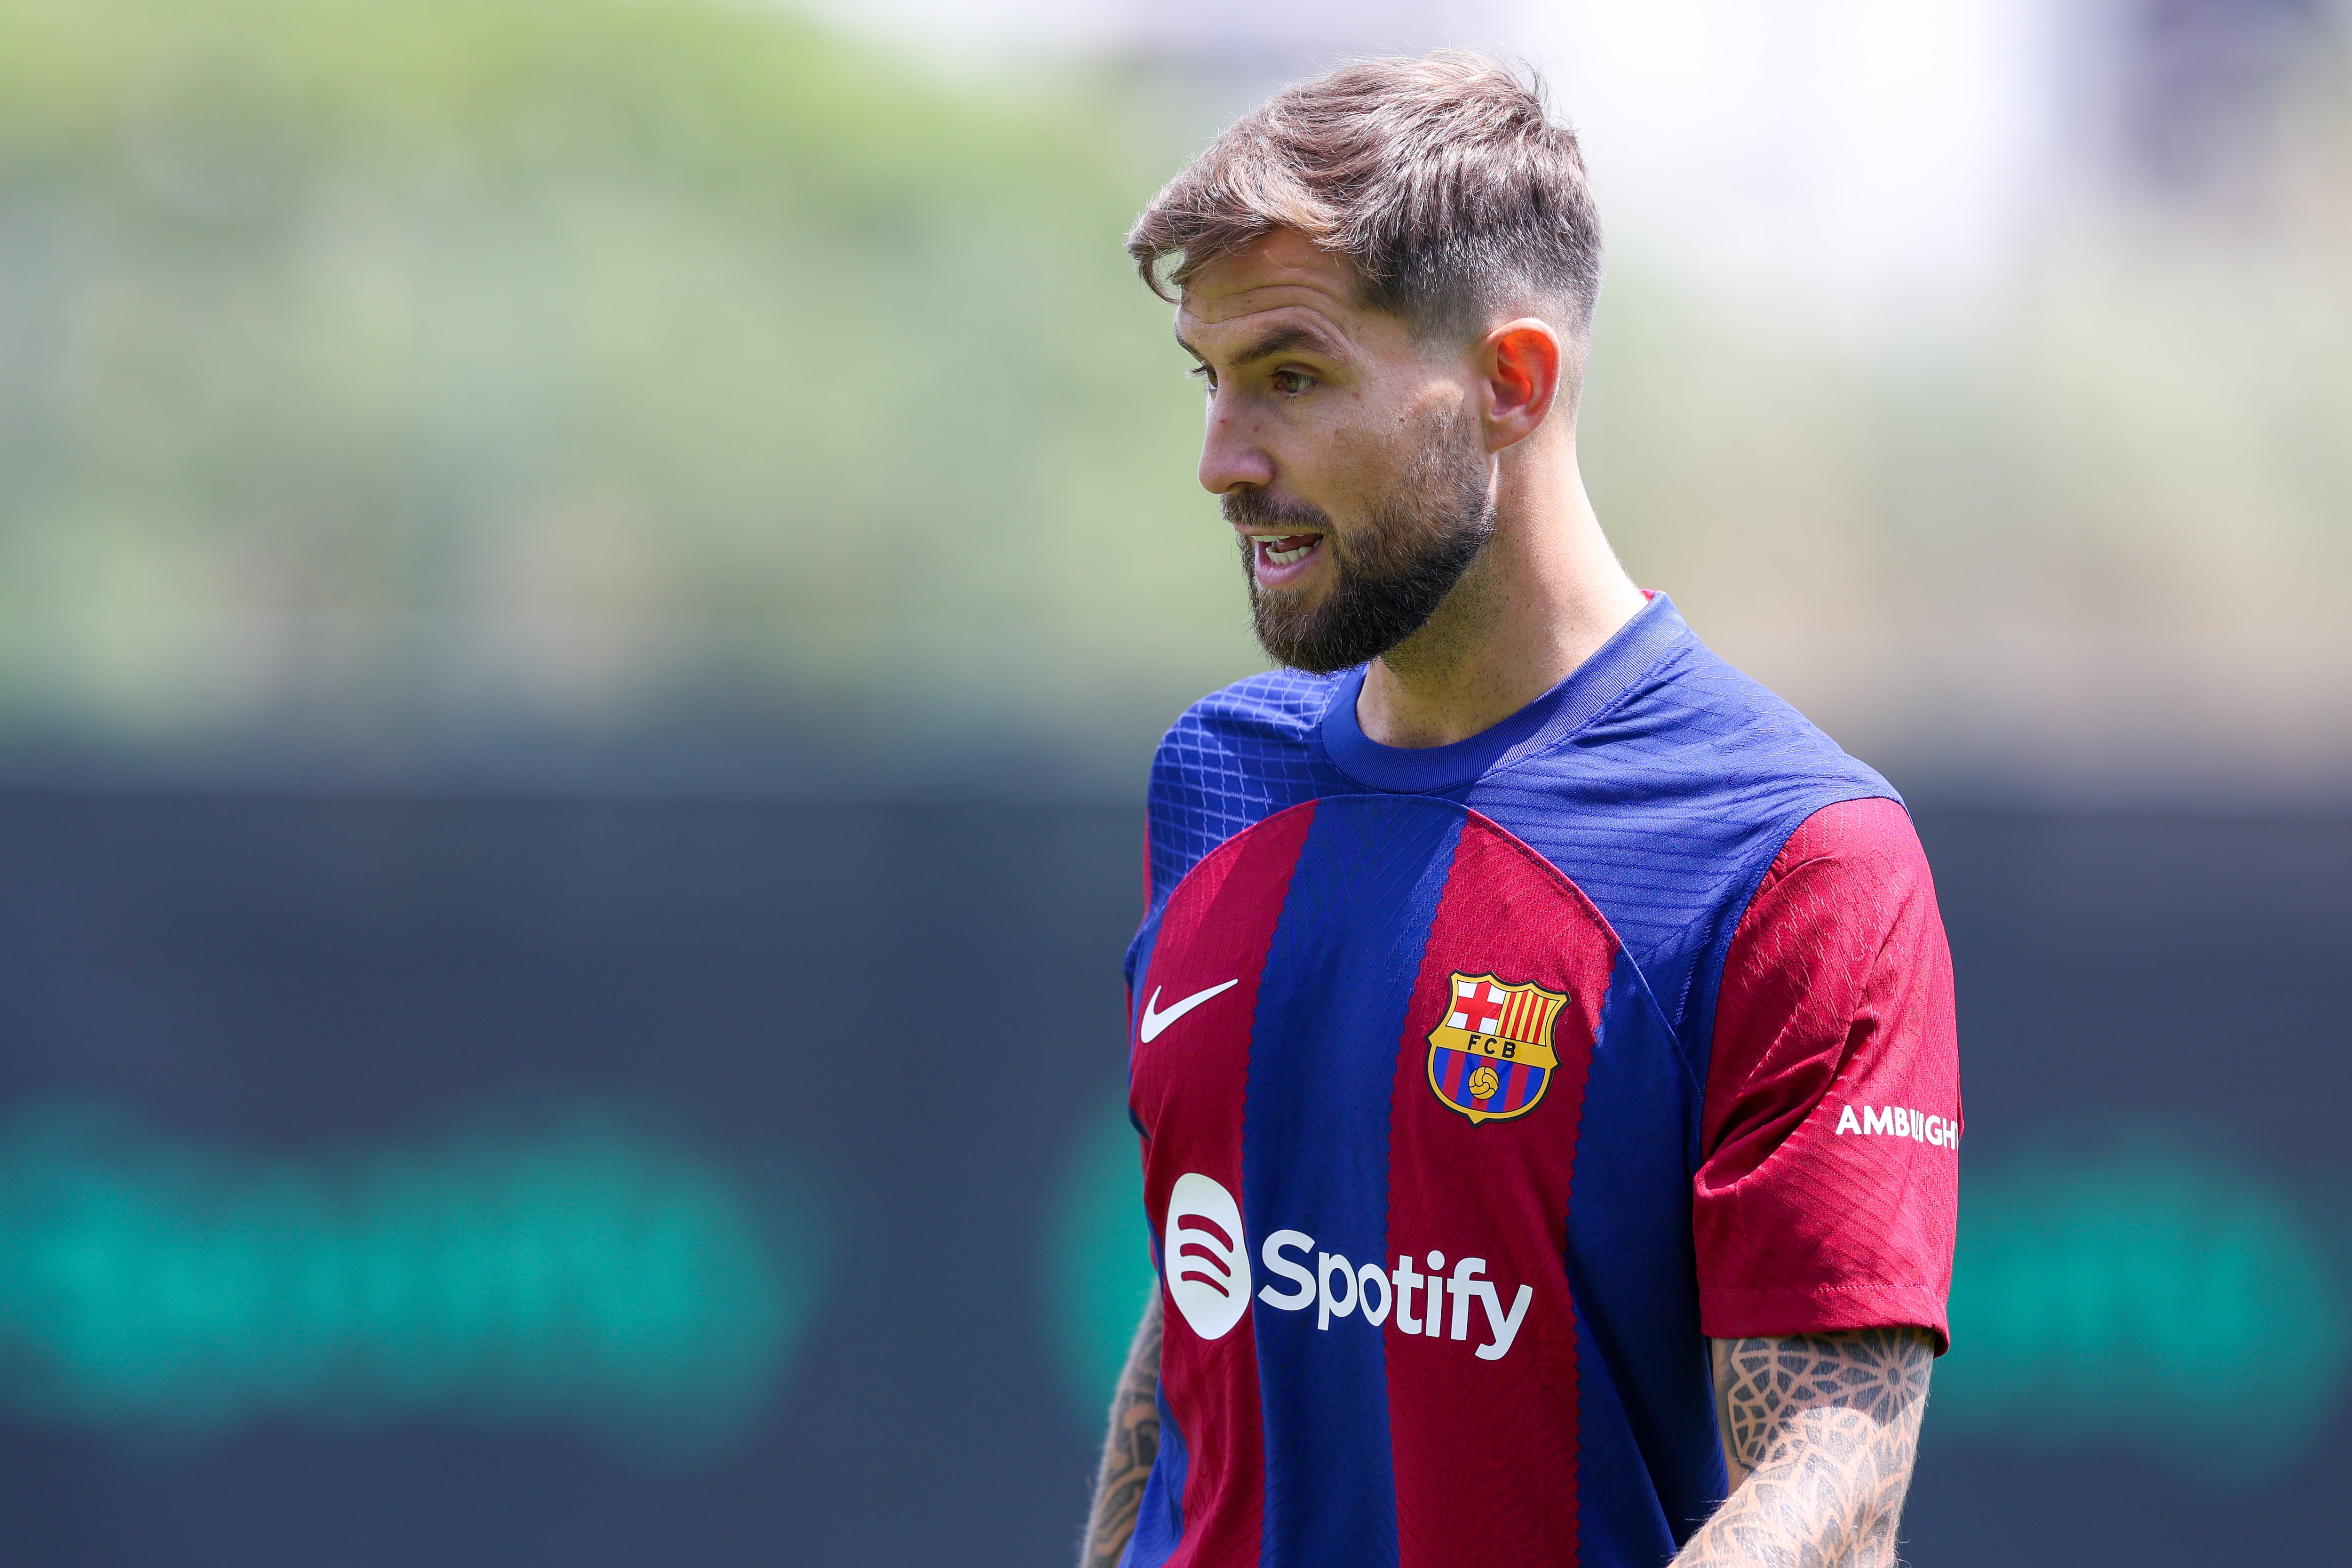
[1142,668,1349,903]
[1167,667,1344,745]
[1464,625,1895,841]
[1469,622,1902,1033]
[1599,625,1891,804]
[1148,667,1347,793]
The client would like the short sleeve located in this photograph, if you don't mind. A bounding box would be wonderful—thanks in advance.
[1693,797,1960,1352]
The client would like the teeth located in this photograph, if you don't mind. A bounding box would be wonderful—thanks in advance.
[1255,536,1318,567]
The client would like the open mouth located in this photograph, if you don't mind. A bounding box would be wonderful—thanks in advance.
[1248,532,1324,581]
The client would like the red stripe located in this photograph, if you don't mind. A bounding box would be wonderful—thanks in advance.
[1384,811,1618,1567]
[1129,800,1315,1568]
[1184,1214,1233,1250]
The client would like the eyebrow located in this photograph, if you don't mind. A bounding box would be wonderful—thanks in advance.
[1174,322,1347,368]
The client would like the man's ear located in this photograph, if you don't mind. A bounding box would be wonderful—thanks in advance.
[1479,318,1567,452]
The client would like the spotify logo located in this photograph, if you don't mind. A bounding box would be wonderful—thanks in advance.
[1164,1172,1249,1340]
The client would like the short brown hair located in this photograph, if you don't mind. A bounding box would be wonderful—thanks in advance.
[1126,51,1602,342]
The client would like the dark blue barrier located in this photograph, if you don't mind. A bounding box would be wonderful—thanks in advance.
[0,793,2342,1565]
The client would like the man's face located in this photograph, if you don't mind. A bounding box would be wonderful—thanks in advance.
[1176,230,1494,674]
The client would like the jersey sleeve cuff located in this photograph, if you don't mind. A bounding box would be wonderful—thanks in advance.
[1699,1283,1951,1356]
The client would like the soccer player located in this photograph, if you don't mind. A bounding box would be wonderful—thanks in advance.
[1082,53,1959,1568]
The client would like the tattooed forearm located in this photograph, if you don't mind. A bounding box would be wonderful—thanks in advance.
[1676,1327,1934,1568]
[1081,1295,1164,1568]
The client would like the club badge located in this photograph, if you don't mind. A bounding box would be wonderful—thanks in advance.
[1426,971,1565,1125]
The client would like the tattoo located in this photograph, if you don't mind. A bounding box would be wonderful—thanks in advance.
[1677,1328,1933,1568]
[1081,1296,1164,1568]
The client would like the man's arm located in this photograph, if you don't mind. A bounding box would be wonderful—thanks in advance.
[1675,1326,1933,1568]
[1081,1295,1163,1568]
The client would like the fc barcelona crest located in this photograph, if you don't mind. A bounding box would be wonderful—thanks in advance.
[1427,971,1566,1124]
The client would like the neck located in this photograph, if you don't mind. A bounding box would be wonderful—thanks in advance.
[1355,425,1644,749]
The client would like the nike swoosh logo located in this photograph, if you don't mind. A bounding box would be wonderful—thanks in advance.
[1139,979,1240,1043]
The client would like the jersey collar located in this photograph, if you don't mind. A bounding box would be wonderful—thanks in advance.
[1318,590,1692,794]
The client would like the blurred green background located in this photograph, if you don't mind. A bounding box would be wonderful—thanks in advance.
[0,0,1244,784]
[3,0,2346,794]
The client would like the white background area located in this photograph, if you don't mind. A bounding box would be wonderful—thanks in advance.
[795,0,2076,326]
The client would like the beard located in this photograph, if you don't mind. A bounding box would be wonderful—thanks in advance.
[1229,412,1495,676]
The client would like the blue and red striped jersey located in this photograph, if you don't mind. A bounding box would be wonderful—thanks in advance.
[1119,593,1960,1568]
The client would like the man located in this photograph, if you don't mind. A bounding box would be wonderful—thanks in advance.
[1085,52,1957,1568]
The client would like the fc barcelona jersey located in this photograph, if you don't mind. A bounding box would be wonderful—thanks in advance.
[1119,594,1960,1568]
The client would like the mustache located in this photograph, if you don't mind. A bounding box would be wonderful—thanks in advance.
[1222,489,1333,533]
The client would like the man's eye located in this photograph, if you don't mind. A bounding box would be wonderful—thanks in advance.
[1188,365,1216,390]
[1271,369,1315,395]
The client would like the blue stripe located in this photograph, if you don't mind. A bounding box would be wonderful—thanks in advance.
[1564,951,1722,1555]
[1246,796,1462,1568]
[1121,1381,1190,1568]
[1125,1228,1186,1568]
[1569,1295,1677,1566]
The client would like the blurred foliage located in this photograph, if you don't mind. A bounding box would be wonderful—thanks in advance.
[0,0,2347,789]
[1581,52,2352,789]
[0,0,1248,775]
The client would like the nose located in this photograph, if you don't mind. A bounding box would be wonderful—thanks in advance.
[1198,390,1276,496]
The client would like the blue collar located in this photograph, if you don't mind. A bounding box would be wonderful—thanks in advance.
[1318,591,1692,793]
